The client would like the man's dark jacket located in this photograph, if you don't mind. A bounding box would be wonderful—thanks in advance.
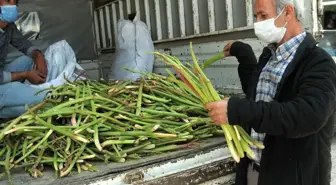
[228,33,336,185]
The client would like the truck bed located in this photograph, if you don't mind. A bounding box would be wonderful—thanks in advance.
[0,137,235,185]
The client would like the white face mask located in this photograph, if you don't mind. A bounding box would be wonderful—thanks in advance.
[254,9,287,44]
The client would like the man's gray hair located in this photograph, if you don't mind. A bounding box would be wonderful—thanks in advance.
[275,0,304,22]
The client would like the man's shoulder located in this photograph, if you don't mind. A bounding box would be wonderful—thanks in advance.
[305,45,336,71]
[312,46,335,62]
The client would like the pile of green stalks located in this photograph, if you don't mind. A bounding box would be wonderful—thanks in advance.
[0,74,224,184]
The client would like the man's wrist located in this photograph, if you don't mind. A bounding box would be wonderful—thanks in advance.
[22,71,29,78]
[10,71,29,82]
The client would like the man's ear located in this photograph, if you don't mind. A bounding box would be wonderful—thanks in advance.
[285,5,296,21]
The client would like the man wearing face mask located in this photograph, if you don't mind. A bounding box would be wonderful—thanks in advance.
[205,0,336,185]
[0,0,48,118]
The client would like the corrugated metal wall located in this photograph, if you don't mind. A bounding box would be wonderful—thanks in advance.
[93,0,256,50]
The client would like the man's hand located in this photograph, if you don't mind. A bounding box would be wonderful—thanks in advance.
[33,50,48,77]
[25,71,46,84]
[204,98,230,125]
[223,41,236,57]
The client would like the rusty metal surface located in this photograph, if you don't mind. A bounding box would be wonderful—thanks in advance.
[134,158,235,185]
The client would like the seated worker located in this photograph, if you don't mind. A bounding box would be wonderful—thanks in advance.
[0,0,48,118]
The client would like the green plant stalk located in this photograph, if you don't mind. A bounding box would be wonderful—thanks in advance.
[223,128,240,163]
[197,134,214,139]
[80,110,130,128]
[117,114,152,126]
[237,126,265,149]
[5,126,73,135]
[141,119,184,126]
[119,142,152,155]
[165,74,197,96]
[0,147,6,159]
[74,117,107,134]
[157,86,201,104]
[141,144,156,150]
[160,103,177,113]
[38,108,79,118]
[14,158,66,169]
[141,108,188,118]
[136,80,144,116]
[102,122,126,132]
[227,125,244,158]
[5,145,12,185]
[33,140,48,169]
[133,92,170,103]
[151,88,202,108]
[112,144,121,157]
[168,59,206,100]
[99,131,177,138]
[0,101,46,141]
[155,139,188,147]
[101,140,137,148]
[127,154,141,159]
[77,86,86,126]
[35,116,89,143]
[60,143,86,177]
[44,96,95,113]
[77,163,81,174]
[190,42,220,102]
[240,139,256,160]
[96,104,134,117]
[14,129,53,164]
[10,140,19,163]
[79,154,96,160]
[221,125,233,143]
[53,151,59,171]
[94,125,103,151]
[88,83,97,122]
[73,87,81,126]
[65,137,72,154]
[201,52,225,69]
[103,150,126,163]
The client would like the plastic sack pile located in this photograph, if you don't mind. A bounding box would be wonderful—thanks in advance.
[109,17,155,81]
[25,40,86,89]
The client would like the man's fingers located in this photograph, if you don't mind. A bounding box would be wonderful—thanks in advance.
[204,102,216,110]
[37,71,47,78]
[208,109,217,117]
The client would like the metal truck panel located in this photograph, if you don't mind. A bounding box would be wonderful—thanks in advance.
[88,146,234,185]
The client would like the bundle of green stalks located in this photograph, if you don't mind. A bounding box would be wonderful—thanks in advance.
[0,76,224,184]
[152,42,265,163]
